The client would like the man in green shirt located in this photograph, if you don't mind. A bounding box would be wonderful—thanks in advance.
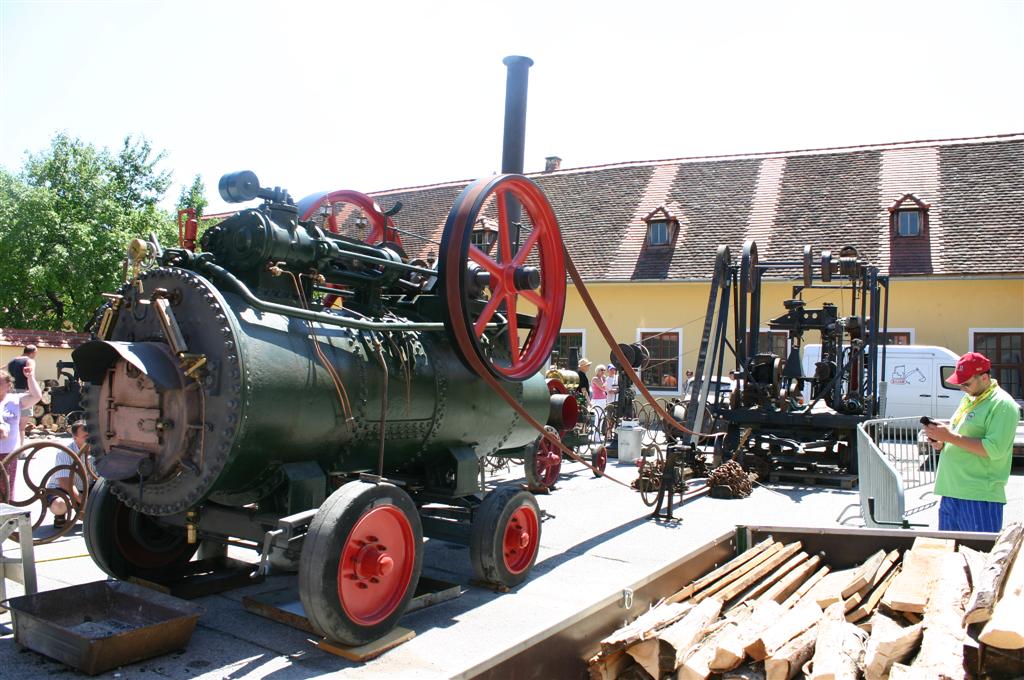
[923,352,1018,532]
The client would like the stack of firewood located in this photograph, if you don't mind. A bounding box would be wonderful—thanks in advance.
[588,522,1023,680]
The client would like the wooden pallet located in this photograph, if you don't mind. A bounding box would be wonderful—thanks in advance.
[768,470,858,490]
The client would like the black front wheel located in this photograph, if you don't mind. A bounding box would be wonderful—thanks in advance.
[470,486,541,587]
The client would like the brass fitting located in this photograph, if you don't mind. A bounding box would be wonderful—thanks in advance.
[185,509,198,544]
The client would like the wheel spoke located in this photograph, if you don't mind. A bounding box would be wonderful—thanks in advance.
[505,293,521,365]
[512,227,541,267]
[473,290,504,338]
[469,245,503,277]
[520,288,548,310]
[496,188,513,264]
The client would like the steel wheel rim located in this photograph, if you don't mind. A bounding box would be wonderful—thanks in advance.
[502,505,539,575]
[338,504,416,626]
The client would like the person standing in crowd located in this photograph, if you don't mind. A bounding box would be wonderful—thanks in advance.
[1,362,43,500]
[6,344,37,449]
[606,365,619,405]
[682,369,695,394]
[923,352,1018,532]
[576,358,592,404]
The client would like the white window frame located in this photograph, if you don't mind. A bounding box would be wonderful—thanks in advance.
[636,327,683,395]
[884,328,916,345]
[551,328,587,369]
[648,220,670,246]
[969,327,1024,352]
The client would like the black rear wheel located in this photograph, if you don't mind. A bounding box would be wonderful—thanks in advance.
[470,486,541,587]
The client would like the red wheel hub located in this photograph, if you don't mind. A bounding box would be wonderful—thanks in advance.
[338,505,416,626]
[534,437,562,488]
[502,506,540,575]
[441,175,566,381]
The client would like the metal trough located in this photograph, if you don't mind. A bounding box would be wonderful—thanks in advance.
[3,580,203,675]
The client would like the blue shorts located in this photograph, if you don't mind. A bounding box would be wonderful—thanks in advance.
[938,496,1004,533]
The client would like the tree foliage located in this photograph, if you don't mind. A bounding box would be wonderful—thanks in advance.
[0,134,177,331]
[177,174,208,217]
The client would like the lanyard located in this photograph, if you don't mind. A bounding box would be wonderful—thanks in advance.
[951,379,999,430]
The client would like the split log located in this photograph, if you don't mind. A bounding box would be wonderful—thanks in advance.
[842,550,899,613]
[781,564,830,610]
[805,601,867,680]
[746,599,822,660]
[882,537,954,613]
[846,564,900,623]
[587,648,632,680]
[979,535,1024,649]
[667,537,776,604]
[693,543,786,603]
[764,625,817,680]
[805,567,859,608]
[638,598,723,677]
[964,521,1023,626]
[709,600,781,672]
[840,548,888,598]
[759,555,822,604]
[911,551,969,678]
[958,545,987,591]
[862,612,922,680]
[598,601,692,655]
[714,543,805,604]
[677,607,752,680]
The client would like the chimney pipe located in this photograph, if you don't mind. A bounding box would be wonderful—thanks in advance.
[544,156,562,173]
[501,55,533,175]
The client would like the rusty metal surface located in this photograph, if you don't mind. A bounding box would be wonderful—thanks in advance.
[4,579,202,675]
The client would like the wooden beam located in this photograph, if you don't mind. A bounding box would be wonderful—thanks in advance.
[757,554,821,605]
[693,543,785,604]
[781,564,830,610]
[845,564,900,623]
[840,549,888,598]
[964,521,1023,626]
[805,567,859,609]
[715,543,805,604]
[842,550,900,614]
[667,537,777,604]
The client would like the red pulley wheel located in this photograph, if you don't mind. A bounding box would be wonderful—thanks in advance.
[439,175,567,381]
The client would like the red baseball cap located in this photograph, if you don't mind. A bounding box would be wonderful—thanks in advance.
[947,352,991,385]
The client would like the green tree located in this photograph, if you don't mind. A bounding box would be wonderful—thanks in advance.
[176,174,208,217]
[0,133,177,331]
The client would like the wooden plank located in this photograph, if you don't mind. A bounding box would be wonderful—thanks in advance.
[910,551,969,677]
[781,564,830,610]
[842,550,900,614]
[964,521,1023,626]
[759,555,821,605]
[599,602,692,655]
[715,543,804,603]
[846,564,901,623]
[881,537,955,613]
[317,626,415,661]
[805,567,859,609]
[840,549,887,598]
[979,539,1024,650]
[692,543,784,603]
[667,537,777,604]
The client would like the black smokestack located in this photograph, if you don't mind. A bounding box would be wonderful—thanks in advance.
[501,55,533,175]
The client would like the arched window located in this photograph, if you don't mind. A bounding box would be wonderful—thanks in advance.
[888,194,930,238]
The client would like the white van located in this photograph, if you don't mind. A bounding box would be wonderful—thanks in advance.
[801,344,961,419]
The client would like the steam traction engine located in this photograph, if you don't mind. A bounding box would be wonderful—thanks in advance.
[73,171,572,645]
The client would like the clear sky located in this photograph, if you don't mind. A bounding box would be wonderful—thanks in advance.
[1,0,1021,214]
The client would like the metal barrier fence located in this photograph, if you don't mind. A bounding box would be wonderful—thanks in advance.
[856,416,938,528]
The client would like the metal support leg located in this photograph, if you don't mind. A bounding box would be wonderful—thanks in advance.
[0,503,37,610]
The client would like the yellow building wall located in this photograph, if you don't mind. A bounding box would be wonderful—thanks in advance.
[562,277,1024,395]
[0,346,75,384]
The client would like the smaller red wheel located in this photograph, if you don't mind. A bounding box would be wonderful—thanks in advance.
[525,428,562,489]
[592,445,608,477]
[470,486,541,586]
[502,506,539,575]
[296,189,402,248]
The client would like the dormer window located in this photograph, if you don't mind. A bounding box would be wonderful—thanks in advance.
[471,217,499,254]
[643,206,679,247]
[889,194,929,239]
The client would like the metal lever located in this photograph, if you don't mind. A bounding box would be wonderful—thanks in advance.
[867,497,926,529]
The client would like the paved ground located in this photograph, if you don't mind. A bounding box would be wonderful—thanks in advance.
[2,437,1021,680]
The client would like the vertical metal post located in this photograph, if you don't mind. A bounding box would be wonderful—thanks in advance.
[501,56,533,252]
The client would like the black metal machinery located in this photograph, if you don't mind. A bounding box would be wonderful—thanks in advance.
[680,240,890,479]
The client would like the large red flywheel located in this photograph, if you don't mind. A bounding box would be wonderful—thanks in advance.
[439,174,567,381]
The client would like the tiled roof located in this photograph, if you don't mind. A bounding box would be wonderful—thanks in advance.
[357,134,1024,280]
[0,328,90,349]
